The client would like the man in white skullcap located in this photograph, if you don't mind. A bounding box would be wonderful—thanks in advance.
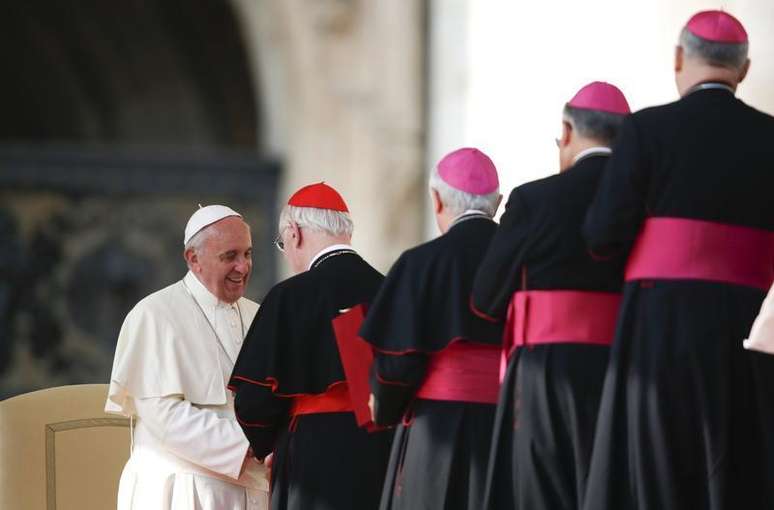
[106,205,269,510]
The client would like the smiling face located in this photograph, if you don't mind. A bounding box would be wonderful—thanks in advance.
[185,216,252,303]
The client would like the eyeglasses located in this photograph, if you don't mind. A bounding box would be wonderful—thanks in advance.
[273,233,285,252]
[274,224,294,252]
[554,137,561,148]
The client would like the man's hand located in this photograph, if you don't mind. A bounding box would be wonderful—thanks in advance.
[249,447,273,469]
[368,393,376,421]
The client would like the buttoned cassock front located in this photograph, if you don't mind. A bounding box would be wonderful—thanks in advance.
[106,272,268,510]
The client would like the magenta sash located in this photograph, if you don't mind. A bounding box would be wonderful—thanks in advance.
[501,290,622,381]
[625,217,774,290]
[416,342,500,405]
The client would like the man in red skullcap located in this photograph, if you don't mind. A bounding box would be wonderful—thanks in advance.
[359,147,503,510]
[229,183,393,510]
[470,82,630,510]
[582,10,774,510]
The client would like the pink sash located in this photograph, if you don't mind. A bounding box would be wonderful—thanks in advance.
[416,342,500,405]
[502,290,622,381]
[625,217,774,290]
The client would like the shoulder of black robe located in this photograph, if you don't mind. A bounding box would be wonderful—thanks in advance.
[585,89,774,255]
[360,217,503,353]
[583,114,651,256]
[471,185,533,320]
[474,155,625,319]
[229,252,383,396]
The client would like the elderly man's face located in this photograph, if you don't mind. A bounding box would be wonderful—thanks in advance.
[190,216,252,303]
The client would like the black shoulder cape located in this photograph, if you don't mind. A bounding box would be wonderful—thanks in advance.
[360,217,503,353]
[230,251,383,396]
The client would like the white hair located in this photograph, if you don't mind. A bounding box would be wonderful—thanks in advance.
[279,205,354,237]
[429,166,500,217]
[184,225,215,254]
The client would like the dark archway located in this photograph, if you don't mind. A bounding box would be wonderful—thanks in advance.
[0,1,279,399]
[0,0,258,147]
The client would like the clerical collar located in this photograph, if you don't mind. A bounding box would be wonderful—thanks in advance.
[308,244,357,270]
[184,271,235,310]
[686,82,735,97]
[450,210,492,229]
[573,147,612,164]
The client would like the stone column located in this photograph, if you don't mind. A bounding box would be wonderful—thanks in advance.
[231,0,427,273]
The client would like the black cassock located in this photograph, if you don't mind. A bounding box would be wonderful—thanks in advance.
[229,249,393,510]
[359,215,503,510]
[582,85,774,510]
[471,153,626,510]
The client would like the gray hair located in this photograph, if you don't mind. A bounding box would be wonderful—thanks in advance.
[278,205,354,237]
[563,105,627,145]
[185,225,215,255]
[679,28,748,69]
[428,167,500,217]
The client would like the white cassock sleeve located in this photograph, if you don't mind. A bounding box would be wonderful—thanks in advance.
[134,396,250,480]
[743,283,774,355]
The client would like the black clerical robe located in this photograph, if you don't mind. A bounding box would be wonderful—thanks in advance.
[360,214,503,510]
[229,249,393,510]
[582,85,774,510]
[471,153,626,510]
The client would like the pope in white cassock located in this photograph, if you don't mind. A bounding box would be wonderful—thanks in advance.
[105,205,269,510]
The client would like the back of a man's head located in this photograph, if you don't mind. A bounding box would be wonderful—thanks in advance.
[679,27,748,70]
[278,204,353,239]
[557,82,630,171]
[278,182,354,274]
[428,148,501,233]
[429,168,500,218]
[675,10,750,95]
[562,105,627,147]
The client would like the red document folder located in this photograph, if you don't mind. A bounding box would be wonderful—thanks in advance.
[331,304,381,432]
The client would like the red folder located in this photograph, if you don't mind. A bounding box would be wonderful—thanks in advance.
[331,304,381,432]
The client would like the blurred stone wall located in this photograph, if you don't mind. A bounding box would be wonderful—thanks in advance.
[231,0,428,274]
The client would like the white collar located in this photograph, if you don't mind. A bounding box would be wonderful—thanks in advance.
[573,146,612,163]
[307,244,355,271]
[450,209,492,227]
[455,209,491,219]
[184,271,233,310]
[687,82,735,96]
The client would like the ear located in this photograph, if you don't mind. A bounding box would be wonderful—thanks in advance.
[184,248,200,272]
[674,45,684,73]
[289,222,302,250]
[738,58,751,84]
[431,188,444,215]
[561,120,572,147]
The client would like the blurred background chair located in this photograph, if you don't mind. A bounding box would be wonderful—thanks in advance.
[0,384,129,510]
